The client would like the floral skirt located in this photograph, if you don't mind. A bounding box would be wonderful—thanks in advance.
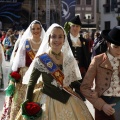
[16,88,93,120]
[9,67,28,120]
[0,96,13,120]
[9,67,42,120]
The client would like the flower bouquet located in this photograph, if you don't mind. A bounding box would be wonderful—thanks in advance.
[9,71,21,83]
[5,71,21,96]
[21,100,42,119]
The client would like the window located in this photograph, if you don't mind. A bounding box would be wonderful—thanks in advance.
[85,14,92,19]
[111,0,117,11]
[104,21,110,30]
[103,0,110,13]
[75,14,80,17]
[106,0,110,4]
[86,0,91,5]
[104,6,110,13]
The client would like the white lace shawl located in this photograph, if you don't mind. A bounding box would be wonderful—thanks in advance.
[33,57,81,87]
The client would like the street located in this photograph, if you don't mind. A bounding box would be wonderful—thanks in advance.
[0,61,95,119]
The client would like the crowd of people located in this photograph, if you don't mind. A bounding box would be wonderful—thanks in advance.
[0,15,119,120]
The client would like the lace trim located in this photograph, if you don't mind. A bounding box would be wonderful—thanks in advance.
[34,57,79,87]
[63,56,79,86]
[34,58,49,74]
[34,58,62,88]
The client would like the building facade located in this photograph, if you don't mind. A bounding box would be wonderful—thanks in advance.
[75,0,97,32]
[100,0,119,30]
[0,0,98,31]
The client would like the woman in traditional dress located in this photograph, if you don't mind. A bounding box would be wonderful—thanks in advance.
[20,23,93,120]
[0,20,45,120]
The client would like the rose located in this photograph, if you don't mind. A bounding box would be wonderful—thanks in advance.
[10,71,21,81]
[25,102,41,116]
[22,100,42,119]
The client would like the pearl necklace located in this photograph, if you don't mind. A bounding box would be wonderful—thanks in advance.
[31,47,38,52]
[29,41,39,52]
[31,39,41,44]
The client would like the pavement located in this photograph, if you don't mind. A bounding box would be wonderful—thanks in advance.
[86,100,95,118]
[0,61,10,118]
[0,61,95,119]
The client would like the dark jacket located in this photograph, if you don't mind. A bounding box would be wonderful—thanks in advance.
[67,33,90,71]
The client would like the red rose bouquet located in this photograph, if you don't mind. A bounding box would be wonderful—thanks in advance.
[22,100,42,119]
[9,71,21,83]
[5,71,21,96]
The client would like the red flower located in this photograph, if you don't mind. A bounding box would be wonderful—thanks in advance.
[10,71,21,81]
[25,102,41,116]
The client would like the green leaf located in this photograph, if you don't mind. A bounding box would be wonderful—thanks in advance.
[64,22,70,35]
[8,74,15,82]
[5,84,15,96]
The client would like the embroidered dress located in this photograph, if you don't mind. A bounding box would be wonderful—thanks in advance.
[16,58,93,120]
[9,67,28,120]
[0,52,31,120]
[9,40,39,120]
[17,23,93,120]
[1,20,45,120]
[0,40,33,120]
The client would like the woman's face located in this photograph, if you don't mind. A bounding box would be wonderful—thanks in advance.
[70,24,81,37]
[49,27,64,52]
[31,23,41,38]
[108,43,120,57]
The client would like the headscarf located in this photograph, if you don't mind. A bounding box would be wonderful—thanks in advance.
[12,20,45,71]
[23,23,82,87]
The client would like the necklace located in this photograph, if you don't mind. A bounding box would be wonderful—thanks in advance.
[31,39,41,44]
[31,47,38,52]
[50,50,61,60]
[29,42,39,52]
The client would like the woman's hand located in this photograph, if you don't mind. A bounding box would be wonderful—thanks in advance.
[102,103,116,116]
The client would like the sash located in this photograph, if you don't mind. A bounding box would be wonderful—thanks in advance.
[38,53,82,100]
[25,40,35,60]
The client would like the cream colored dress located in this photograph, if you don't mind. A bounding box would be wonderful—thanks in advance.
[15,59,93,120]
[37,93,93,120]
[16,88,93,120]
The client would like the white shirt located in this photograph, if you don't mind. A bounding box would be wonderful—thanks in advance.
[70,33,81,47]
